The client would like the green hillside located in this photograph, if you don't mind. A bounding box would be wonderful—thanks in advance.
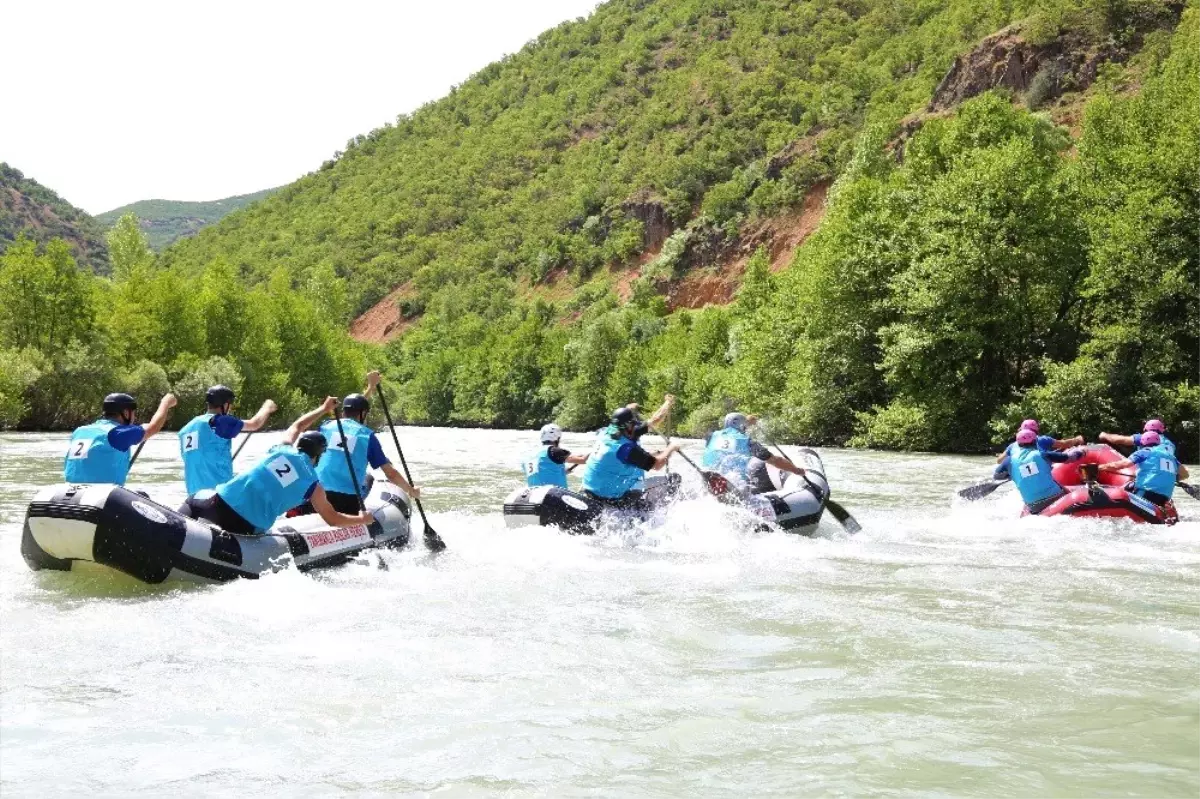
[4,0,1195,454]
[0,163,110,273]
[97,188,277,251]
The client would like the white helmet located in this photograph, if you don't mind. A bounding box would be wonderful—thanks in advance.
[723,412,748,432]
[540,423,563,444]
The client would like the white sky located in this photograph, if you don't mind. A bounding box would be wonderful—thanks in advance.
[2,0,600,214]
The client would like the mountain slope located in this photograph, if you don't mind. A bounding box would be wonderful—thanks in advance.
[161,0,1107,314]
[149,0,1193,451]
[97,188,277,251]
[0,163,110,273]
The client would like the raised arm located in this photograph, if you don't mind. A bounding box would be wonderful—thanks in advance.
[1098,432,1136,449]
[139,393,177,439]
[643,394,676,432]
[241,399,278,433]
[362,370,381,400]
[283,397,336,445]
[1052,435,1085,450]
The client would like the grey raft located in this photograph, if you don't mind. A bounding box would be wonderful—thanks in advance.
[21,481,412,584]
[502,447,830,535]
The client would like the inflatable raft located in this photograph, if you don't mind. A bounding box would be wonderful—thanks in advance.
[502,447,831,535]
[502,473,681,533]
[21,481,412,584]
[1028,445,1178,524]
[743,447,830,534]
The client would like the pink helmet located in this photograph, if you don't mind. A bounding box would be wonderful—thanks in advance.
[1140,430,1161,447]
[1143,419,1165,433]
[1016,428,1037,446]
[1020,419,1039,432]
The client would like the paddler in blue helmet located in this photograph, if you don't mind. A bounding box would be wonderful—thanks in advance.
[293,371,420,514]
[703,411,807,493]
[63,391,177,485]
[178,385,278,495]
[1098,430,1189,507]
[179,397,374,535]
[580,395,681,508]
[994,427,1083,514]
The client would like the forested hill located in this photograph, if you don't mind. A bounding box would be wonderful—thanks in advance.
[22,0,1191,455]
[0,163,110,273]
[97,188,277,251]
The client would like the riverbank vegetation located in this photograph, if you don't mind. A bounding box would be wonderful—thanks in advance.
[1,1,1194,460]
[0,215,366,429]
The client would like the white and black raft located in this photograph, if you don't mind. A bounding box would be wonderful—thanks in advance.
[21,481,412,584]
[746,447,830,534]
[502,473,681,534]
[502,447,831,535]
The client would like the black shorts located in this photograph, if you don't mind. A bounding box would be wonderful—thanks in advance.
[1026,490,1066,515]
[583,489,649,512]
[179,493,256,535]
[291,489,362,517]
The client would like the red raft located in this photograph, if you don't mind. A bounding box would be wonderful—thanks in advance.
[1024,445,1178,524]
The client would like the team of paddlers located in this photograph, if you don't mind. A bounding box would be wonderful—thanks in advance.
[991,418,1188,514]
[60,369,1188,534]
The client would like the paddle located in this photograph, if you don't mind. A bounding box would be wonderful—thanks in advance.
[232,429,255,460]
[958,479,1010,501]
[128,439,147,469]
[673,448,734,497]
[375,381,446,552]
[331,407,366,513]
[768,440,861,533]
[1177,481,1200,501]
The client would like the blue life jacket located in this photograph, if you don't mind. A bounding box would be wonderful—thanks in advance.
[315,418,374,495]
[1134,444,1179,498]
[581,430,644,499]
[1010,445,1063,507]
[216,445,318,531]
[180,413,235,495]
[64,419,133,485]
[524,446,567,489]
[702,427,753,478]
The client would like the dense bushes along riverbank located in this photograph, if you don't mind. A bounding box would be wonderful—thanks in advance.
[0,215,368,430]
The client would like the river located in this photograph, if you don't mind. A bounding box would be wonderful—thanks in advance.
[1,428,1197,797]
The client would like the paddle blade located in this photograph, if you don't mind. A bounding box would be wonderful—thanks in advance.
[423,528,447,552]
[958,480,1005,501]
[412,498,446,552]
[824,499,861,534]
[1178,481,1200,501]
[703,471,732,496]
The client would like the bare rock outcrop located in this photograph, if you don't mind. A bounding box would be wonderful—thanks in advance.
[928,26,1118,112]
[621,189,673,251]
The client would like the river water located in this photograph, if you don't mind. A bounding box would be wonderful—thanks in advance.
[1,428,1197,797]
